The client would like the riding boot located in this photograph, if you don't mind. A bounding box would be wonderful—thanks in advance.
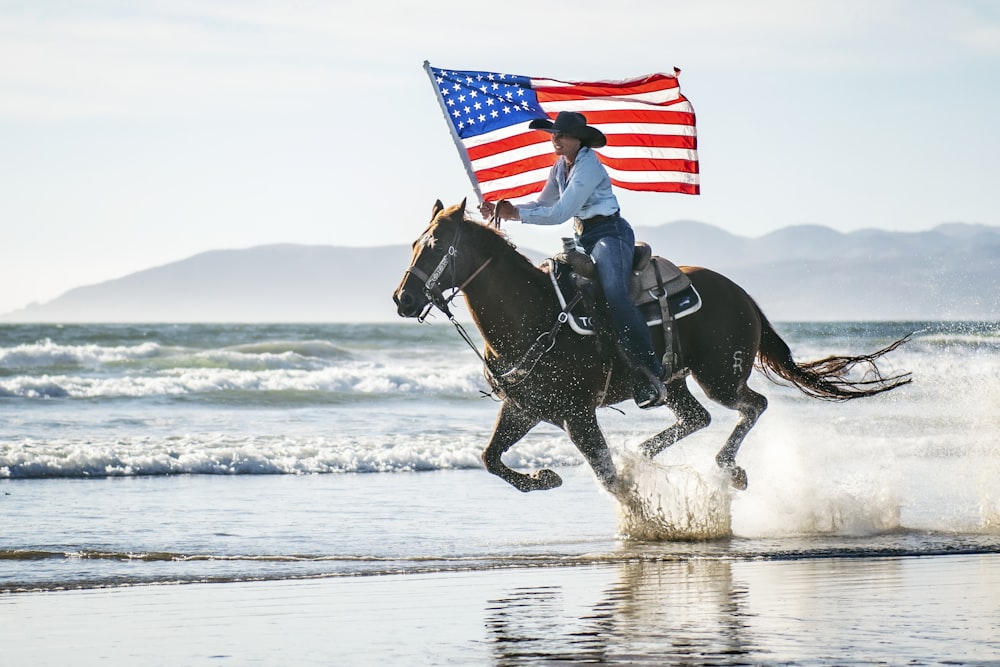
[632,367,667,409]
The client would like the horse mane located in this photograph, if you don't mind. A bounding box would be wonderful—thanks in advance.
[456,214,551,286]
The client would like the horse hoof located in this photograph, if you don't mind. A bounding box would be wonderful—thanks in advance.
[531,469,563,491]
[724,465,748,491]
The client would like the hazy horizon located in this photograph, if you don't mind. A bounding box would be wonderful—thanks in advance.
[4,219,995,323]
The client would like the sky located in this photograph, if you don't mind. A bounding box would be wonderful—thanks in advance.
[2,0,999,315]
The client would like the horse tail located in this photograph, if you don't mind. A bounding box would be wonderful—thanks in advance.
[751,300,912,401]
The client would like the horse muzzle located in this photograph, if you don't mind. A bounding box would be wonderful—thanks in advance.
[392,276,429,319]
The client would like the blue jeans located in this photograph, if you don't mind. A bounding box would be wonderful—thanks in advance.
[577,217,664,381]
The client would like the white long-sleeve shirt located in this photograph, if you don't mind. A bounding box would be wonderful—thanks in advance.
[516,147,620,226]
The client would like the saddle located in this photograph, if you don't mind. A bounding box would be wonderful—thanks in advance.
[544,240,701,377]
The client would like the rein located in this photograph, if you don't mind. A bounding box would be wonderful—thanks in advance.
[404,218,579,400]
[490,292,581,391]
[488,199,507,230]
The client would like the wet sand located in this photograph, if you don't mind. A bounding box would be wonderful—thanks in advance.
[4,552,999,666]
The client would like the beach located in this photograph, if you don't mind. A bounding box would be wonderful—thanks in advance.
[4,521,1000,665]
[2,321,999,664]
[4,465,1000,665]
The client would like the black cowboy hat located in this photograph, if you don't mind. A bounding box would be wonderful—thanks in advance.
[529,111,607,148]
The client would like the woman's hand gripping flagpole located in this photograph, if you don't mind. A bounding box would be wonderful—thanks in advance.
[478,200,518,229]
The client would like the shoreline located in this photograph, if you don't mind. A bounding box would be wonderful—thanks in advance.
[6,531,1000,596]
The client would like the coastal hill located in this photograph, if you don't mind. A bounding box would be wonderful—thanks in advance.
[2,222,997,322]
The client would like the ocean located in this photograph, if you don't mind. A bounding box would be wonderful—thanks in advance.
[2,320,999,664]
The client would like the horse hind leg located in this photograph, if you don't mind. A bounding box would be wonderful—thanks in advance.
[482,402,561,492]
[639,378,712,458]
[712,385,767,491]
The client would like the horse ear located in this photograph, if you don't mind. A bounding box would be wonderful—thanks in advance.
[430,199,444,221]
[450,198,467,221]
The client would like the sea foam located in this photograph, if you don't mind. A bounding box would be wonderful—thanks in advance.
[0,432,583,479]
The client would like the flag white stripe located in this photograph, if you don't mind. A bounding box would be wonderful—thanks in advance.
[596,146,698,161]
[598,123,697,137]
[462,124,534,149]
[604,168,701,184]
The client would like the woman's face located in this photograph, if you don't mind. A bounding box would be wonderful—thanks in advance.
[551,132,582,159]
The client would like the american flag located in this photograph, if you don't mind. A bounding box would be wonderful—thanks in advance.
[425,63,700,202]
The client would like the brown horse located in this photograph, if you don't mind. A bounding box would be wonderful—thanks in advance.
[393,200,911,495]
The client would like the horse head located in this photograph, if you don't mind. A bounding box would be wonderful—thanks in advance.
[393,198,471,319]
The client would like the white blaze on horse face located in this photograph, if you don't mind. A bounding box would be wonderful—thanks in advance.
[418,231,438,251]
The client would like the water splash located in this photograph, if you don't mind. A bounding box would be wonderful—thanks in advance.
[612,450,733,541]
[981,489,1000,534]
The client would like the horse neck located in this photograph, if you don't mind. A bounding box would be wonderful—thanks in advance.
[460,248,557,358]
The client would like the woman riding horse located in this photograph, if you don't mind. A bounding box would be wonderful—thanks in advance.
[394,202,911,494]
[479,111,667,409]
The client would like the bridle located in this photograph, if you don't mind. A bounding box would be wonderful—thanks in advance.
[403,201,506,320]
[402,222,492,323]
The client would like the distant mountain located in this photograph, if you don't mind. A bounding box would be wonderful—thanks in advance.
[2,244,417,323]
[632,221,999,321]
[2,223,997,322]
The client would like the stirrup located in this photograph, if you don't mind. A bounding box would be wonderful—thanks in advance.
[634,375,667,409]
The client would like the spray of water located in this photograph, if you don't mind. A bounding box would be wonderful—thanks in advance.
[597,325,1000,542]
[612,450,734,541]
[723,419,905,537]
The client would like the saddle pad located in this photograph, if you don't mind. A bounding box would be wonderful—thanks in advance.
[546,259,702,336]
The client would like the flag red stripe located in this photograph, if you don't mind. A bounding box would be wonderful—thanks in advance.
[466,132,543,161]
[481,181,548,200]
[533,74,680,98]
[573,109,695,126]
[605,134,697,150]
[610,180,700,195]
[598,157,700,174]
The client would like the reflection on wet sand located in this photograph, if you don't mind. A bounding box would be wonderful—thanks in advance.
[485,554,1000,665]
[487,560,752,665]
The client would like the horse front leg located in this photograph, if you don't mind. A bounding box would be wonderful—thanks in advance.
[562,410,620,496]
[482,401,561,492]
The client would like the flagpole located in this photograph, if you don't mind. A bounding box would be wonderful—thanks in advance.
[423,60,484,205]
